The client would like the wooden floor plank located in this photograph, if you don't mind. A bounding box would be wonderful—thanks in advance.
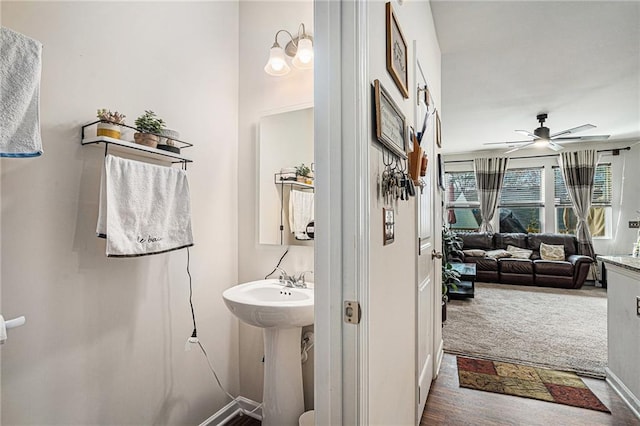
[422,353,640,425]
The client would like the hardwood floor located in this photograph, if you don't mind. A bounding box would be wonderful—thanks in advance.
[422,353,640,425]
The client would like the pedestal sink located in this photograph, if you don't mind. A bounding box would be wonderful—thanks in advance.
[222,279,314,426]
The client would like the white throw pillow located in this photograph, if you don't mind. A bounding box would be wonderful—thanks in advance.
[506,245,533,259]
[485,249,512,259]
[540,242,566,261]
[463,249,487,257]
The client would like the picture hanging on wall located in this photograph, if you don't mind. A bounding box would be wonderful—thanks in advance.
[373,79,407,159]
[386,2,409,99]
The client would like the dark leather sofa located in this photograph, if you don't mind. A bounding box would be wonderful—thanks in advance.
[453,232,593,289]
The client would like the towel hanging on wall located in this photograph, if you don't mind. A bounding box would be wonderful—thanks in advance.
[97,155,193,257]
[289,189,314,240]
[0,27,43,157]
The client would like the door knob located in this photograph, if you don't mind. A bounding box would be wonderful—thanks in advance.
[432,250,443,259]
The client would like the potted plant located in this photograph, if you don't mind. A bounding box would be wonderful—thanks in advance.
[96,109,126,139]
[295,163,312,184]
[134,110,165,148]
[441,226,463,322]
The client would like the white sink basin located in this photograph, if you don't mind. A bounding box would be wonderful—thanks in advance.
[222,279,314,328]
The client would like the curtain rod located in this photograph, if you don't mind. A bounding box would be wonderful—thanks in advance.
[443,146,632,164]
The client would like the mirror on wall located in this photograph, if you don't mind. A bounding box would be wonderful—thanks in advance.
[258,106,314,245]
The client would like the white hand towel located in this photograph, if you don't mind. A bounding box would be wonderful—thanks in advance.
[288,189,314,240]
[0,27,43,157]
[97,155,194,257]
[0,315,7,344]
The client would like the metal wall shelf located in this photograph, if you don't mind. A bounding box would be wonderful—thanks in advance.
[274,173,314,190]
[81,120,193,164]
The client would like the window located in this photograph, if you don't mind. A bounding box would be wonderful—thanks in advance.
[444,171,481,231]
[554,164,612,238]
[498,168,543,233]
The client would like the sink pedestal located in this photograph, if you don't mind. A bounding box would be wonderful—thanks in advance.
[262,327,304,426]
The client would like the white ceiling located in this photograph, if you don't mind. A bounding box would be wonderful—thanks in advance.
[430,1,640,154]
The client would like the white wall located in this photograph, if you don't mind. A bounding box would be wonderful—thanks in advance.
[237,0,314,406]
[367,1,441,423]
[1,2,239,424]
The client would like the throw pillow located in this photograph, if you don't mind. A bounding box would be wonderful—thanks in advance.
[540,242,565,261]
[506,245,533,259]
[485,249,512,259]
[463,249,486,257]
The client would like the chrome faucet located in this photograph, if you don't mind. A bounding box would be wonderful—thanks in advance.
[293,270,314,288]
[275,267,296,287]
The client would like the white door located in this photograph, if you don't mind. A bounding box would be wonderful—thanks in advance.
[413,51,439,420]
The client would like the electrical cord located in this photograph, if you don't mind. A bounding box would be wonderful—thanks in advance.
[184,248,262,418]
[264,248,289,280]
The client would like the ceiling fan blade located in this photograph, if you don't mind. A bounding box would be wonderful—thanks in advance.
[550,124,596,138]
[548,141,564,151]
[505,142,534,154]
[515,130,540,139]
[552,135,610,142]
[483,140,534,146]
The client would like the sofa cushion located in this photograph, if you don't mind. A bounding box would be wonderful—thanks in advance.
[499,258,534,274]
[459,232,494,250]
[495,233,527,250]
[527,233,577,257]
[485,249,512,259]
[506,245,533,259]
[540,242,565,261]
[465,256,498,271]
[463,249,486,257]
[533,260,574,277]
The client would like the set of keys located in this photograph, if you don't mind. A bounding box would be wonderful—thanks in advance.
[379,154,416,204]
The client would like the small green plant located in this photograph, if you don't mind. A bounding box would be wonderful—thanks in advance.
[442,225,463,297]
[97,109,126,124]
[134,110,166,134]
[295,163,312,177]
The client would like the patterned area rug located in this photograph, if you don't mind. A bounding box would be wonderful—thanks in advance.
[457,356,610,413]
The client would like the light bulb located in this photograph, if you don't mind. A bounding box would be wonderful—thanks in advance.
[292,37,314,69]
[264,45,290,76]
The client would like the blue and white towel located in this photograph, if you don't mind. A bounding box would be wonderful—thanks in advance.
[0,27,43,157]
[97,155,193,257]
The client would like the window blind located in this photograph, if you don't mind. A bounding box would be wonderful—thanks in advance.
[499,168,543,206]
[553,164,612,206]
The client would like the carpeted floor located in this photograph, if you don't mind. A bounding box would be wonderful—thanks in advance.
[456,356,610,413]
[443,282,607,378]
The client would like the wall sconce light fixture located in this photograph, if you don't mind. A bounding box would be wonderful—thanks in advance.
[264,23,314,76]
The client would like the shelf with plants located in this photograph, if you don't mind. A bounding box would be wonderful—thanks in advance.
[274,172,314,190]
[81,110,193,164]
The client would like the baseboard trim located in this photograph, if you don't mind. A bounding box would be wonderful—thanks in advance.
[199,396,262,426]
[605,367,640,420]
[434,338,444,379]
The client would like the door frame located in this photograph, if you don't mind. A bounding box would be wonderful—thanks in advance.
[314,0,370,424]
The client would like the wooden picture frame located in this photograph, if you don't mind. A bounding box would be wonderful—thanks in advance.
[386,2,409,99]
[383,207,395,245]
[435,109,442,148]
[374,79,407,159]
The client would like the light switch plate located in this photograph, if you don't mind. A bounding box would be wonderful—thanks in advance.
[629,221,640,229]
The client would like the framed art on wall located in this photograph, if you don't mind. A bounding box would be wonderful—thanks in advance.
[373,79,407,159]
[386,2,409,99]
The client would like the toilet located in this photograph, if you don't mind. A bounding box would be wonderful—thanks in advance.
[299,410,315,426]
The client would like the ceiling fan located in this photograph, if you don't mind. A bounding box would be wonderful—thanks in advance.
[483,113,610,154]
